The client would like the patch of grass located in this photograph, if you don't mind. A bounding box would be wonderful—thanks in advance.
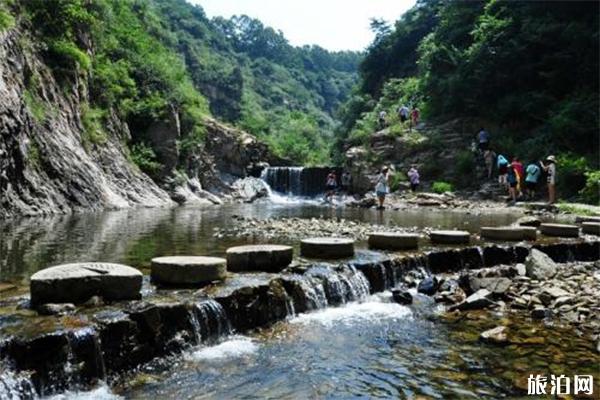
[0,8,15,32]
[26,139,41,169]
[129,142,163,177]
[432,181,454,194]
[23,89,46,123]
[81,106,107,148]
[556,202,599,216]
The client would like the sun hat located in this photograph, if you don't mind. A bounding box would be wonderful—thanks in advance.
[546,155,556,162]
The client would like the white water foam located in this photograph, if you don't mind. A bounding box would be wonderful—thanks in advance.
[43,383,121,400]
[186,336,258,361]
[290,295,412,328]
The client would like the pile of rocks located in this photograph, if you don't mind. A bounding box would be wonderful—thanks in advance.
[214,216,417,240]
[392,249,600,331]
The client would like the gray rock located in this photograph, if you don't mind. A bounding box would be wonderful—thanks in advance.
[525,249,557,280]
[517,216,541,227]
[391,288,413,305]
[450,289,494,311]
[36,303,76,316]
[480,326,509,345]
[417,276,439,296]
[300,238,355,259]
[531,307,552,319]
[539,223,580,238]
[480,227,525,241]
[151,256,227,285]
[226,245,293,272]
[30,263,142,305]
[466,277,512,296]
[515,263,527,276]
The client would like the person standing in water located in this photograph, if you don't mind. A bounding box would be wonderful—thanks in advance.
[541,155,557,204]
[375,167,390,210]
[407,164,420,192]
[324,170,337,203]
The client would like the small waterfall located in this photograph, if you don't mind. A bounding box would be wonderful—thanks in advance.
[260,166,343,197]
[0,369,36,400]
[307,265,371,307]
[300,278,328,310]
[193,300,231,342]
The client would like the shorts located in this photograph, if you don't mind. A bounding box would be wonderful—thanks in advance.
[326,185,337,191]
[547,176,555,185]
[525,181,537,191]
[509,181,517,188]
[400,115,407,122]
[499,165,508,174]
[410,183,419,191]
[376,191,387,198]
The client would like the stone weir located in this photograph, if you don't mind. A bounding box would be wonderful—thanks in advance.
[260,167,343,196]
[0,241,598,398]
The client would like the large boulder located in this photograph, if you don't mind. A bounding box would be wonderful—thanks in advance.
[525,249,557,280]
[368,232,419,250]
[226,245,293,272]
[151,256,227,285]
[300,238,355,259]
[30,263,142,306]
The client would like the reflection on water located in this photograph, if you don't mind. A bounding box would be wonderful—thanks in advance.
[120,293,599,399]
[0,202,524,283]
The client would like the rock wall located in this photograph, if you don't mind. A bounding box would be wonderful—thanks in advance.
[0,28,279,218]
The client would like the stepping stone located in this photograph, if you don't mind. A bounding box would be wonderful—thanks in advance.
[30,263,142,306]
[151,256,227,285]
[481,227,525,241]
[429,230,470,245]
[521,226,538,241]
[582,222,600,235]
[300,238,355,259]
[539,223,579,238]
[226,245,293,272]
[575,215,600,224]
[368,232,419,250]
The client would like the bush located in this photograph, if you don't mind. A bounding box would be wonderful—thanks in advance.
[579,170,600,205]
[432,181,454,193]
[81,106,107,148]
[50,40,91,70]
[129,143,163,177]
[0,8,15,32]
[389,171,407,192]
[556,153,589,199]
[23,89,46,123]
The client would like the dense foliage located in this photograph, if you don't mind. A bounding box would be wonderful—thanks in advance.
[6,0,360,166]
[340,0,599,201]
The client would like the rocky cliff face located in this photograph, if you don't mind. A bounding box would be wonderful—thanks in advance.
[0,29,277,218]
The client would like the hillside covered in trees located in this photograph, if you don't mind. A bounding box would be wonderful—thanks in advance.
[338,0,599,202]
[0,0,360,168]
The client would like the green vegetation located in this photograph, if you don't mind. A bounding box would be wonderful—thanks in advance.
[26,139,41,169]
[23,89,46,123]
[389,171,407,192]
[339,0,598,202]
[432,181,453,194]
[129,143,162,178]
[81,106,107,148]
[580,171,600,205]
[0,6,15,31]
[556,202,599,217]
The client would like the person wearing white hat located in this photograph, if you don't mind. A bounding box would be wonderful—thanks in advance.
[541,155,557,204]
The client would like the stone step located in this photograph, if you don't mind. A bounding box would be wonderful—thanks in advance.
[582,222,600,236]
[368,232,420,250]
[429,230,471,245]
[30,263,142,306]
[539,223,580,238]
[300,237,355,259]
[151,256,227,285]
[226,245,293,272]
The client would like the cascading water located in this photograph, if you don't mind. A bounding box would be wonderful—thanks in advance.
[193,299,231,342]
[305,265,371,307]
[0,369,36,400]
[259,166,343,199]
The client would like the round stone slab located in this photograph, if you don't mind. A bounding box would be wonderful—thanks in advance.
[368,232,419,250]
[540,223,580,238]
[226,245,293,272]
[582,222,600,235]
[575,215,600,224]
[429,230,470,245]
[151,256,227,285]
[300,238,355,259]
[30,263,142,306]
[481,227,525,241]
[521,226,538,241]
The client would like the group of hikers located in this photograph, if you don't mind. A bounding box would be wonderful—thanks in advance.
[378,104,420,130]
[476,127,558,205]
[324,164,420,210]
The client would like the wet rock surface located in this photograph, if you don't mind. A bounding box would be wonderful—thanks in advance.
[226,245,293,272]
[151,256,227,285]
[300,238,355,259]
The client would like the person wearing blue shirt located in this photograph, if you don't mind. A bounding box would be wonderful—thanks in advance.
[477,127,489,151]
[497,154,509,187]
[524,162,542,200]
